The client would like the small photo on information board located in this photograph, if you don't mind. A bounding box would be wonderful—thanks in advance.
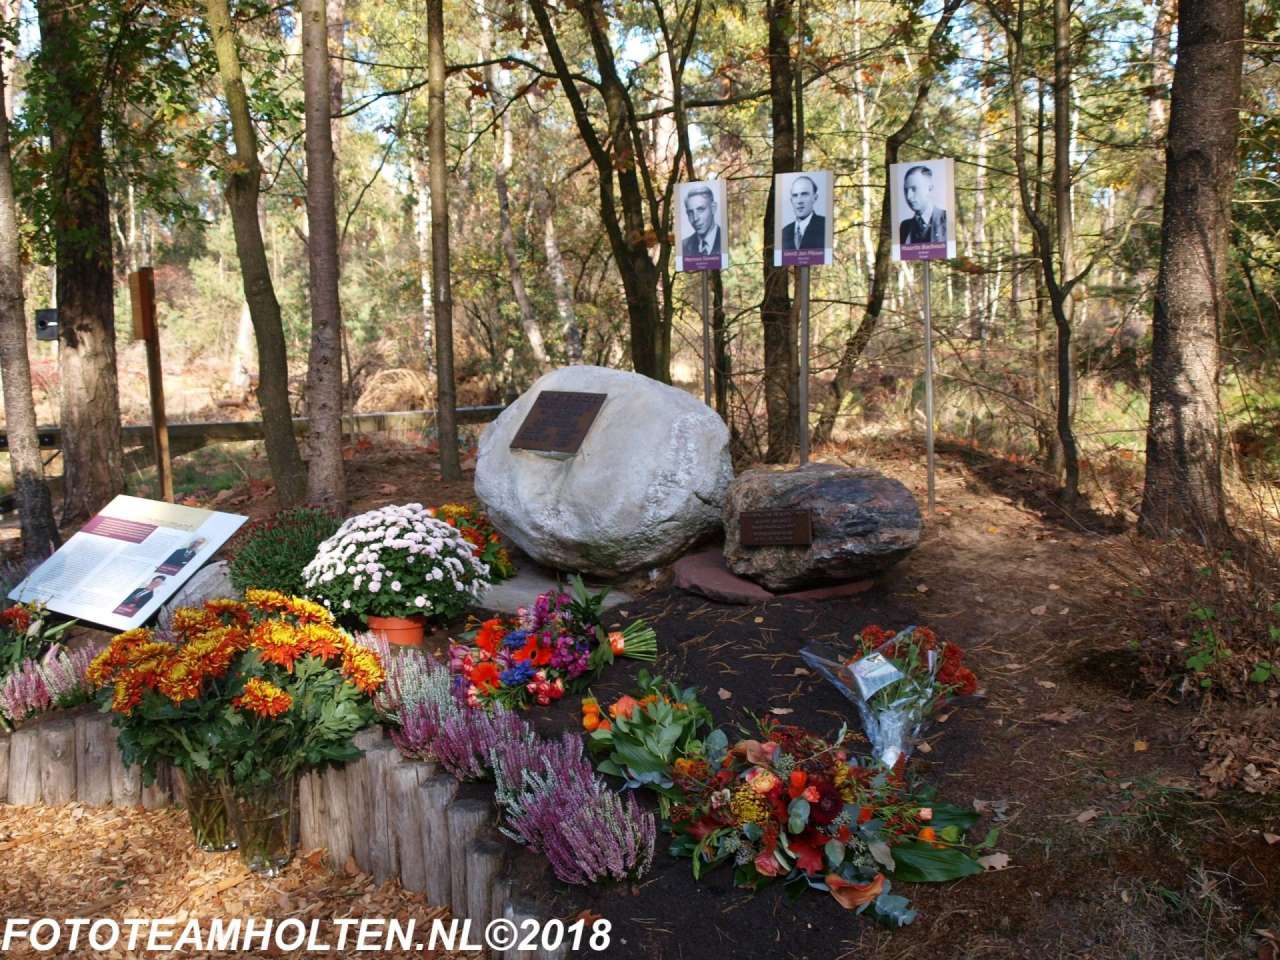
[9,495,246,631]
[889,158,957,262]
[774,170,834,267]
[675,180,729,272]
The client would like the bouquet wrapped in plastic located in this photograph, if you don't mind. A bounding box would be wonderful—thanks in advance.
[802,625,977,768]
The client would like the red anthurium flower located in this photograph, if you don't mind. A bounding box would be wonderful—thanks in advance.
[789,828,827,876]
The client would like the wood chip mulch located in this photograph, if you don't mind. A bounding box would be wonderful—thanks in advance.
[0,803,467,958]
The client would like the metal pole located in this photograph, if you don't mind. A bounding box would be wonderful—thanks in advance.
[922,259,935,515]
[701,271,712,407]
[797,265,811,465]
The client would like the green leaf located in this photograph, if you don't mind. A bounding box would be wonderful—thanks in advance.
[824,839,845,869]
[890,843,983,883]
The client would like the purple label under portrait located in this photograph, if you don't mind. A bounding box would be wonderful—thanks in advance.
[779,247,829,267]
[681,254,723,272]
[900,242,948,261]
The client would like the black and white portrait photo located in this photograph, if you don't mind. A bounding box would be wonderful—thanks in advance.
[676,180,729,272]
[889,158,957,262]
[774,170,833,267]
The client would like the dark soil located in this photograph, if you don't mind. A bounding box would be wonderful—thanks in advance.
[19,433,1280,960]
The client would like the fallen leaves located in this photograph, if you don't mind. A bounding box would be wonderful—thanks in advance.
[1030,604,1047,616]
[977,852,1011,871]
[1036,707,1086,725]
[1074,808,1101,824]
[769,707,794,716]
[717,688,733,701]
[1133,739,1149,753]
[1264,832,1279,846]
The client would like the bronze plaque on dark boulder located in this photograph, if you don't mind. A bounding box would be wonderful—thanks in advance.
[739,508,813,547]
[509,390,607,454]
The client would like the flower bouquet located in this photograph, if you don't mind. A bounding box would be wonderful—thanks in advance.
[449,576,656,710]
[427,503,516,582]
[88,590,384,869]
[665,718,983,925]
[581,671,712,806]
[801,625,978,768]
[302,503,495,646]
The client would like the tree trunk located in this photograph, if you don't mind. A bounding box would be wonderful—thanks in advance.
[527,0,666,382]
[762,0,796,462]
[0,64,59,560]
[1121,0,1177,345]
[1050,0,1079,501]
[410,137,434,365]
[301,0,347,509]
[428,0,461,480]
[812,2,961,445]
[204,0,307,506]
[537,187,581,362]
[480,13,548,373]
[36,0,124,524]
[1139,0,1242,541]
[227,300,255,400]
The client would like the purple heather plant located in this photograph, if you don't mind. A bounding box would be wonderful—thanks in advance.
[432,705,531,780]
[494,731,655,885]
[0,658,52,726]
[40,644,99,707]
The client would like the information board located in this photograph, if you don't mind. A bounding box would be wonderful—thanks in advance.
[9,495,246,631]
[739,508,814,547]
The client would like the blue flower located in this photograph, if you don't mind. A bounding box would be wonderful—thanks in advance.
[500,660,536,686]
[502,629,530,650]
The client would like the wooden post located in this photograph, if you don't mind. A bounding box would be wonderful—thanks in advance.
[128,267,173,502]
[465,838,505,927]
[140,764,171,809]
[419,772,457,905]
[109,745,142,807]
[75,713,113,806]
[364,742,404,884]
[8,727,39,804]
[322,765,354,870]
[344,753,372,873]
[39,718,76,804]
[389,764,429,893]
[298,769,327,856]
[447,792,492,919]
[0,733,9,804]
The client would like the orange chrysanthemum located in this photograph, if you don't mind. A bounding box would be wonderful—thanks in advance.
[245,589,333,626]
[158,658,203,703]
[233,677,292,718]
[251,620,305,672]
[205,598,251,626]
[300,623,346,661]
[170,607,220,639]
[341,645,386,694]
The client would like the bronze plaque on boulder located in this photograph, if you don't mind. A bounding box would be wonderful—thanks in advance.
[510,390,607,454]
[739,508,813,547]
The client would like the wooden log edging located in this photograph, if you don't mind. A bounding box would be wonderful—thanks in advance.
[296,727,566,948]
[0,707,176,809]
[3,714,565,944]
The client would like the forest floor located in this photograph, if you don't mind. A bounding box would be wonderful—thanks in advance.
[5,432,1278,960]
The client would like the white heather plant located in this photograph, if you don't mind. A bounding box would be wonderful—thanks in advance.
[302,503,493,622]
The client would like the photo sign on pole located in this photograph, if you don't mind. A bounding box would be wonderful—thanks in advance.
[889,158,957,515]
[774,170,834,464]
[9,495,246,631]
[676,180,729,408]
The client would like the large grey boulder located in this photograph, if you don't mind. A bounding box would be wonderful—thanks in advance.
[157,561,239,634]
[475,365,732,576]
[724,463,921,592]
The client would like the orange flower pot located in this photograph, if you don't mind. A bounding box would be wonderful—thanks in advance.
[366,614,426,647]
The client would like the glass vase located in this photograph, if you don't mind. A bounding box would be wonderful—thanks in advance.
[220,775,297,876]
[179,769,236,853]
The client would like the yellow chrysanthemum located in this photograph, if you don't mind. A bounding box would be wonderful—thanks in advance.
[251,619,305,671]
[300,622,346,661]
[158,658,202,703]
[233,677,292,718]
[340,645,385,694]
[170,607,219,639]
[205,598,251,626]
